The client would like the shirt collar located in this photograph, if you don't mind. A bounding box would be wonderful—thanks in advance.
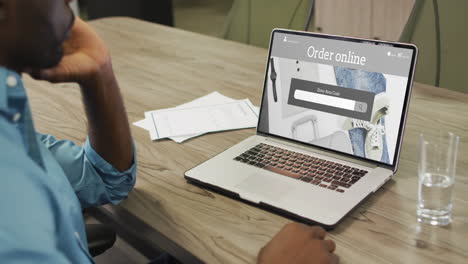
[0,67,23,110]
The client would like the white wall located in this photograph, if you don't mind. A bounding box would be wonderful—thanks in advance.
[70,0,79,16]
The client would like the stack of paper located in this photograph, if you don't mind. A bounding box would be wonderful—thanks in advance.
[134,92,260,143]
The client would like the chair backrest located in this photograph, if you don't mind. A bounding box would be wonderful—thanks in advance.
[223,0,313,48]
[400,0,468,93]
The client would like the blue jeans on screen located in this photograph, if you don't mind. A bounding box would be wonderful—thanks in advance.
[334,67,390,164]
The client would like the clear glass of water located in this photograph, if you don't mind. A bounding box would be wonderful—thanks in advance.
[417,132,460,226]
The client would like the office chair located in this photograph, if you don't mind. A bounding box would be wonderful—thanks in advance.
[82,208,117,257]
[223,0,315,48]
[86,223,117,257]
[400,0,468,93]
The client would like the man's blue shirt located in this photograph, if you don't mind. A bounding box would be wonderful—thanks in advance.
[0,67,137,263]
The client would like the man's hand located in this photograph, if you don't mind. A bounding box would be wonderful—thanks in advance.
[30,17,133,172]
[258,223,339,264]
[33,16,110,85]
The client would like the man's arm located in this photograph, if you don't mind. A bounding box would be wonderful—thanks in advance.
[80,60,133,172]
[36,17,133,172]
[31,18,136,207]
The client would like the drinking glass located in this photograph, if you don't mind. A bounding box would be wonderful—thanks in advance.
[417,132,459,226]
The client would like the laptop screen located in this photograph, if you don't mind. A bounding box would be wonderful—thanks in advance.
[257,30,417,166]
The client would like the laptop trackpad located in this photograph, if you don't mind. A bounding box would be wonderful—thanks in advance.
[235,173,292,203]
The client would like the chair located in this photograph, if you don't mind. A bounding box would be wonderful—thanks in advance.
[400,0,468,93]
[223,0,314,48]
[86,223,117,257]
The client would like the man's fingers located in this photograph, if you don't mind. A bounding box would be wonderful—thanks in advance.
[323,239,336,253]
[309,226,326,239]
[329,253,340,264]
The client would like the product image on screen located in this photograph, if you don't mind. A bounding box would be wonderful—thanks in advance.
[258,32,414,165]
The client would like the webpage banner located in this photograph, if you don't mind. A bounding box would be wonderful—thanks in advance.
[258,32,414,165]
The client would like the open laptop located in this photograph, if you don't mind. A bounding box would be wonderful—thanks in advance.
[185,29,418,229]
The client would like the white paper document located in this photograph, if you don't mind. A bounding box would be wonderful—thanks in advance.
[145,99,258,140]
[133,92,259,143]
[133,118,152,131]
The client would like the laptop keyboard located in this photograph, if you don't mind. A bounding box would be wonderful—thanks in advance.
[234,143,368,193]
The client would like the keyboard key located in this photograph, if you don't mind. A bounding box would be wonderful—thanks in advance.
[332,180,351,188]
[300,177,313,183]
[328,185,337,190]
[352,171,365,176]
[254,163,266,168]
[264,165,302,179]
[340,177,350,183]
[319,184,328,188]
[336,189,345,193]
[311,179,321,185]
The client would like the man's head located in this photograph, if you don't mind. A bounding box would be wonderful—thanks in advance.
[0,0,75,72]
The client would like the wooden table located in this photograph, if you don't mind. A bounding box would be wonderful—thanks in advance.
[25,17,468,264]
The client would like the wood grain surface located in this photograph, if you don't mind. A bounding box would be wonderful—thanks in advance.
[24,17,468,264]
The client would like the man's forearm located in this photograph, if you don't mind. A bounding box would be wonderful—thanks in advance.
[80,60,133,172]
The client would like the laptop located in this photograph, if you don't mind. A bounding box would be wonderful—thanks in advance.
[185,29,418,229]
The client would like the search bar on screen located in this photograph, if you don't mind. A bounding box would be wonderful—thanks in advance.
[294,89,368,113]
